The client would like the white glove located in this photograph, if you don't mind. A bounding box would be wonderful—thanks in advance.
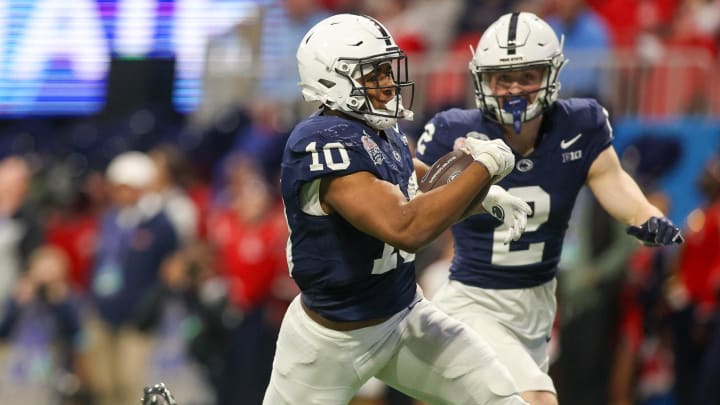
[482,185,532,244]
[464,138,514,183]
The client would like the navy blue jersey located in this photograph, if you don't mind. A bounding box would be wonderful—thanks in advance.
[416,99,613,289]
[281,113,417,321]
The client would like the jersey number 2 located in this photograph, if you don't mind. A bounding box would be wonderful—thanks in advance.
[492,186,550,266]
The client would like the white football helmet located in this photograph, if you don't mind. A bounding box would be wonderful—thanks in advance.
[469,12,566,132]
[297,14,414,130]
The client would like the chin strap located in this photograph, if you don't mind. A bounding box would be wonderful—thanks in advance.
[342,110,397,130]
[349,95,414,131]
[364,113,398,130]
[502,97,527,134]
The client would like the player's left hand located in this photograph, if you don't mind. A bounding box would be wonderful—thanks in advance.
[463,138,515,183]
[482,185,532,244]
[626,216,684,246]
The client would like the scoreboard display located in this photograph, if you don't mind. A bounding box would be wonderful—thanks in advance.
[0,0,257,116]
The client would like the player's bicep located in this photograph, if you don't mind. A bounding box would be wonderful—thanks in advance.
[322,171,409,241]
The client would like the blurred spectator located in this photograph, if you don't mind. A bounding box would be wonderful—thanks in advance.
[688,154,720,405]
[257,0,330,107]
[553,187,637,405]
[320,0,362,12]
[0,246,91,405]
[366,0,464,122]
[195,6,264,129]
[604,137,684,405]
[587,0,679,48]
[208,153,287,315]
[544,0,612,100]
[86,151,179,405]
[221,101,292,186]
[638,0,718,117]
[556,136,682,405]
[453,0,517,40]
[45,171,106,293]
[197,0,329,131]
[608,191,676,405]
[362,0,429,54]
[0,156,43,312]
[148,143,200,245]
[667,153,720,404]
[695,303,720,405]
[134,244,235,405]
[206,153,290,405]
[665,0,718,56]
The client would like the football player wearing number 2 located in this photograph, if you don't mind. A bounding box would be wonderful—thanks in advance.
[416,12,684,405]
[263,13,530,405]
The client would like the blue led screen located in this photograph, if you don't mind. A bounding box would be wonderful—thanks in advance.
[0,0,258,116]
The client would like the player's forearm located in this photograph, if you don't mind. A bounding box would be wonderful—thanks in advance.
[610,180,664,226]
[326,166,490,252]
[592,167,663,226]
[390,163,491,251]
[627,202,665,227]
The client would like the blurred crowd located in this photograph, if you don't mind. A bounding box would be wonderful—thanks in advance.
[0,0,719,405]
[0,146,295,405]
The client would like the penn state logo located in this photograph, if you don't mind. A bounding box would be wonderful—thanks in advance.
[516,158,533,172]
[491,205,505,221]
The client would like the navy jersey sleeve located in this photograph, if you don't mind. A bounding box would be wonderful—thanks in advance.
[285,121,382,184]
[415,109,465,165]
[573,98,614,175]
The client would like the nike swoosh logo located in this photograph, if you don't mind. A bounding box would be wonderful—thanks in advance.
[560,133,582,149]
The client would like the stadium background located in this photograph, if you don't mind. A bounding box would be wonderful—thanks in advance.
[0,0,718,404]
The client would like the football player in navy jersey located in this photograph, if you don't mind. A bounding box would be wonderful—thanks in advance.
[415,12,684,405]
[262,13,532,405]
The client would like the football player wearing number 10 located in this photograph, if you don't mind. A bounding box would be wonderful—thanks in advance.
[263,13,531,405]
[415,12,684,405]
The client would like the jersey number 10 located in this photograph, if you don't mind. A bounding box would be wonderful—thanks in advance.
[306,142,351,171]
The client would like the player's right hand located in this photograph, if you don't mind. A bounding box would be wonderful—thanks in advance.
[481,185,532,244]
[626,216,684,246]
[464,138,515,183]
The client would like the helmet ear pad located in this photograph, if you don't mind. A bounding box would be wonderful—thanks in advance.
[296,14,415,130]
[469,12,566,128]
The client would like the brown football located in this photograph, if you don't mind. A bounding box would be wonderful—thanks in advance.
[419,149,490,216]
